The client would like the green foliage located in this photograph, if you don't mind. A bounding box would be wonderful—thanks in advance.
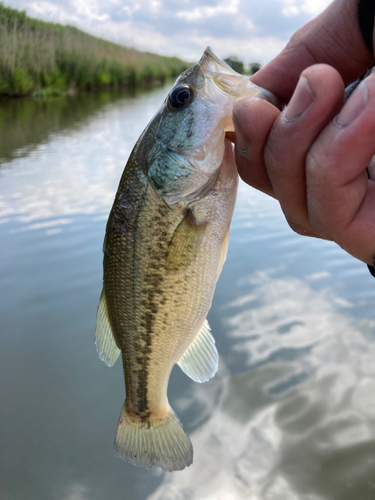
[10,69,33,95]
[224,56,244,75]
[0,73,9,93]
[0,2,188,97]
[95,70,111,86]
[249,62,262,75]
[140,60,164,84]
[0,2,26,28]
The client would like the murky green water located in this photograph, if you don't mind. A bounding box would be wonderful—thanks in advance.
[2,85,375,500]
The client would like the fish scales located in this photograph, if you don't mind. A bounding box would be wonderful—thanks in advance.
[95,47,282,472]
[105,154,233,419]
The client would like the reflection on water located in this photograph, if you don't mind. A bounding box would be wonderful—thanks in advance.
[0,88,147,165]
[151,266,375,500]
[1,87,375,500]
[0,87,168,225]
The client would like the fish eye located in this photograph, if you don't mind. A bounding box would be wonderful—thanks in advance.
[168,84,195,111]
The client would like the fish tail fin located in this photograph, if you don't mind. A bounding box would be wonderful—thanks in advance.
[114,404,193,472]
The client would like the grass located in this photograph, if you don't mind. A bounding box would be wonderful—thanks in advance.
[0,3,189,97]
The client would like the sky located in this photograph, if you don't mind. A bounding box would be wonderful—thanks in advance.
[3,0,333,64]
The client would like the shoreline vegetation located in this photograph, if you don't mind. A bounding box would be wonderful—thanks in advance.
[0,3,189,98]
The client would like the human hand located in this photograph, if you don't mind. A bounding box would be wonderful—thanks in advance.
[233,0,375,265]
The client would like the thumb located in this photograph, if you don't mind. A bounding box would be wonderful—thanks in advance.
[233,97,280,196]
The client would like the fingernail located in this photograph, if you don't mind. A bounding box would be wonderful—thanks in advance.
[284,76,314,121]
[334,80,368,127]
[233,114,248,156]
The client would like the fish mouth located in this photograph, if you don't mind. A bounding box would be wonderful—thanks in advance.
[199,46,240,76]
[178,45,238,85]
[199,46,284,109]
[198,46,251,100]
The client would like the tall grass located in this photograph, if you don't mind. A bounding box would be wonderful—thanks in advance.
[0,3,189,96]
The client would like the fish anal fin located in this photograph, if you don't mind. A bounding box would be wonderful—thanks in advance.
[114,404,193,472]
[95,290,121,367]
[177,320,218,383]
[166,210,206,273]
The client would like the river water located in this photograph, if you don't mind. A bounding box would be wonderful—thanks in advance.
[1,84,375,500]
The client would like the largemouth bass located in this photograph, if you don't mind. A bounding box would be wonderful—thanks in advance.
[95,47,281,472]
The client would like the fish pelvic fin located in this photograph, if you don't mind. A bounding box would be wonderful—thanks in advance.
[114,404,193,472]
[177,320,218,383]
[95,289,120,367]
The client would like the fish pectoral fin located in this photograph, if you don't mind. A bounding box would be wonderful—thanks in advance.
[95,290,121,367]
[177,320,218,383]
[166,209,206,273]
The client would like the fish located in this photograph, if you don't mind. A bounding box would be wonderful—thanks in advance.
[95,47,282,472]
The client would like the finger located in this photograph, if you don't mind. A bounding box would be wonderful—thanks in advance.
[263,64,345,236]
[251,0,374,102]
[306,74,375,265]
[233,97,280,196]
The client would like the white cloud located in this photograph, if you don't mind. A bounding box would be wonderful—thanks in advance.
[148,273,375,499]
[150,0,161,11]
[73,0,110,21]
[188,35,288,66]
[3,0,332,64]
[25,1,76,24]
[176,0,240,22]
[281,0,332,18]
[122,4,140,17]
[0,85,171,224]
[63,482,91,500]
[94,20,171,54]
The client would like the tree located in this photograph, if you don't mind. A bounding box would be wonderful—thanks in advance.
[249,62,261,75]
[224,56,244,74]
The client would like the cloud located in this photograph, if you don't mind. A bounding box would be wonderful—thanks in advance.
[281,0,332,17]
[148,273,375,499]
[3,0,333,63]
[63,482,92,500]
[0,84,172,226]
[176,0,240,22]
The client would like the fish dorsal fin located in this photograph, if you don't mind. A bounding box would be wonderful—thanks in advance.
[95,290,121,366]
[167,210,206,273]
[177,320,218,382]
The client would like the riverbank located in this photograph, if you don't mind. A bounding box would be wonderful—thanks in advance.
[0,3,188,97]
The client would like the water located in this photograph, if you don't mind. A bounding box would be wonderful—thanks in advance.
[1,86,375,500]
